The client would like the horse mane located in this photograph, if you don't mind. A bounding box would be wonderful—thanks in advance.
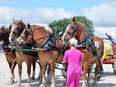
[44,26,53,33]
[1,25,6,30]
[76,21,87,32]
[31,25,52,33]
[0,26,9,33]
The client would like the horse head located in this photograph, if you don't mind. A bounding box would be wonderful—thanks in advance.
[15,23,33,46]
[0,26,6,37]
[0,26,10,45]
[0,26,9,39]
[62,17,86,42]
[9,19,26,44]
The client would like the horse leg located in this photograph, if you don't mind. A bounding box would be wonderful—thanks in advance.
[92,58,99,86]
[82,61,90,87]
[7,61,15,85]
[37,61,42,82]
[40,64,46,87]
[31,60,36,80]
[38,69,42,81]
[87,67,91,87]
[26,61,31,87]
[17,62,22,87]
[46,64,52,84]
[50,62,55,87]
[7,59,16,85]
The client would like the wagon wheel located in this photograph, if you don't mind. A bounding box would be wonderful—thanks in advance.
[113,69,116,75]
[61,62,67,79]
[97,67,102,81]
[55,62,67,79]
[61,69,66,79]
[113,58,116,75]
[61,64,67,79]
[90,63,102,81]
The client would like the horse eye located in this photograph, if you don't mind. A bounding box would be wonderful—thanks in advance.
[71,26,73,28]
[24,30,28,34]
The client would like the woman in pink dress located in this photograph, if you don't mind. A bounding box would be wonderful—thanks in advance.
[63,38,82,87]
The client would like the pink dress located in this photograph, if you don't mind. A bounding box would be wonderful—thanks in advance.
[63,49,82,87]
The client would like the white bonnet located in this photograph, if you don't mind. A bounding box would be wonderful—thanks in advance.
[69,38,78,46]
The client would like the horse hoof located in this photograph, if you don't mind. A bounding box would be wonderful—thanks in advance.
[38,76,41,81]
[27,83,31,87]
[40,83,45,87]
[17,83,21,87]
[7,80,14,85]
[92,82,97,86]
[31,76,35,80]
[82,84,86,87]
[46,80,51,84]
[50,84,55,87]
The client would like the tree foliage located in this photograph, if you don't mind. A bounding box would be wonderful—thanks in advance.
[49,16,94,35]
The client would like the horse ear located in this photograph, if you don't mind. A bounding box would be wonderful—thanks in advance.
[72,16,76,23]
[3,26,9,32]
[27,23,31,29]
[1,25,5,29]
[1,25,6,32]
[70,17,76,23]
[13,18,15,24]
[3,25,6,29]
[70,17,73,22]
[1,25,6,30]
[19,19,23,22]
[9,24,11,29]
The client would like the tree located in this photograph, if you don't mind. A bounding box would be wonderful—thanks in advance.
[49,18,70,34]
[49,16,94,35]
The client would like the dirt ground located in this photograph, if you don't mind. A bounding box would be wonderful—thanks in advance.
[0,53,116,87]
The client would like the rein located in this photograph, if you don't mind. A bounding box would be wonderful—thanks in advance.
[34,36,47,42]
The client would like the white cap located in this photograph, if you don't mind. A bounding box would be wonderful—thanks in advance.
[70,38,78,46]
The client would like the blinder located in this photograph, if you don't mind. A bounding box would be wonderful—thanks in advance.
[19,25,32,40]
[66,22,78,38]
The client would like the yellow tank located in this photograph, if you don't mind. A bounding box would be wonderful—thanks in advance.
[101,41,114,62]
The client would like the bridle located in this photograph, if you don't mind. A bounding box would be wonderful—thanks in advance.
[19,27,32,40]
[9,22,26,38]
[64,22,78,41]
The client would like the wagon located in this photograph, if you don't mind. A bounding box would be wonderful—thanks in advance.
[101,33,116,75]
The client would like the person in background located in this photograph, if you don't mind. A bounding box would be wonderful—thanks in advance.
[63,38,82,87]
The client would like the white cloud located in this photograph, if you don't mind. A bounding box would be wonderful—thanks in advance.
[0,6,76,26]
[94,27,116,40]
[81,2,116,26]
[1,2,116,27]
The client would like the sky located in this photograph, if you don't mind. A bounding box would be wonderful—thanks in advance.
[0,0,116,40]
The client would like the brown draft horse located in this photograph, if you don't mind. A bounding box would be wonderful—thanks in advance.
[0,26,16,85]
[62,17,104,87]
[8,19,39,87]
[15,24,68,87]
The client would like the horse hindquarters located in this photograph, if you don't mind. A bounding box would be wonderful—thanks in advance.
[81,51,93,87]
